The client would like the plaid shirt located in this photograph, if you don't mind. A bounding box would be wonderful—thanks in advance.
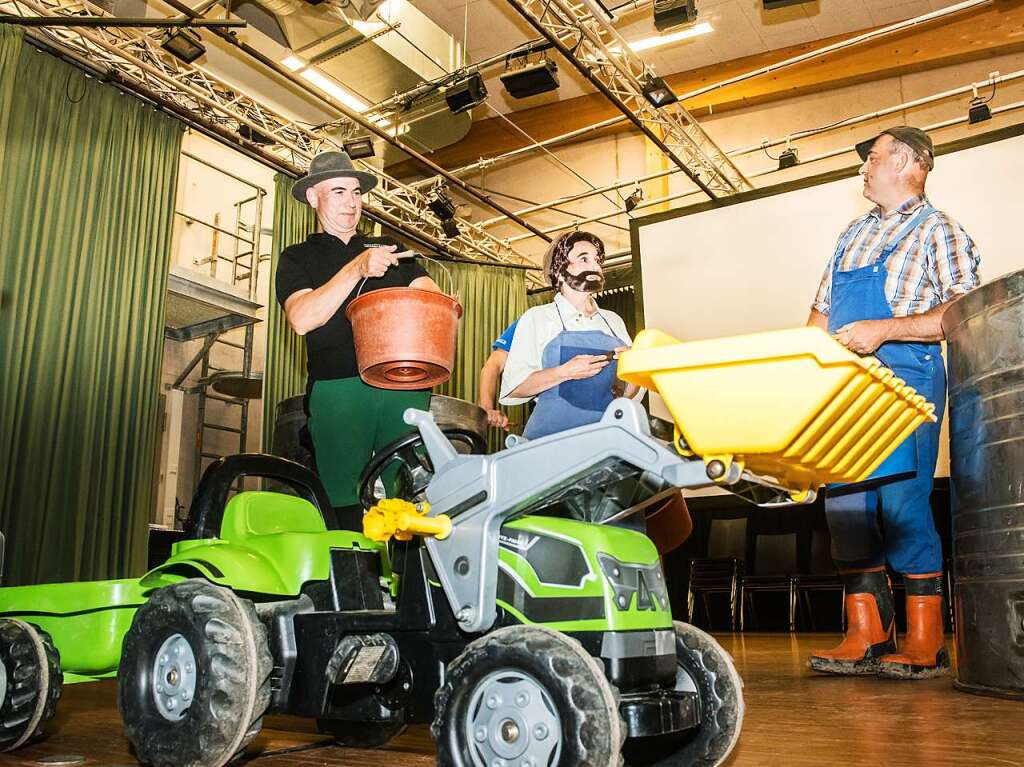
[813,195,981,317]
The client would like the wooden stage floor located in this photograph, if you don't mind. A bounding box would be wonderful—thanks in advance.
[8,634,1022,767]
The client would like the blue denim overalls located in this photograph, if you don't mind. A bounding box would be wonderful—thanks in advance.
[824,205,946,574]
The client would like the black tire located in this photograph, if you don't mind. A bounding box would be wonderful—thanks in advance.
[0,619,62,752]
[623,621,744,767]
[118,580,273,767]
[315,718,406,747]
[434,625,624,767]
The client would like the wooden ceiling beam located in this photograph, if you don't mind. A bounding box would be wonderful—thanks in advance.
[388,0,1024,177]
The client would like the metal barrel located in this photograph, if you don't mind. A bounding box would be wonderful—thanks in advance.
[270,394,490,467]
[942,268,1024,699]
[270,395,316,472]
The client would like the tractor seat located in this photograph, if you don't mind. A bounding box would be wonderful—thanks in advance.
[220,491,327,540]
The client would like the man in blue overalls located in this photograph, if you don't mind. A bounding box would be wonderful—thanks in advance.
[806,127,980,679]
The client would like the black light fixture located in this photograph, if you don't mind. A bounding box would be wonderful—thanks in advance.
[778,146,800,170]
[441,219,461,239]
[160,28,206,64]
[343,137,375,160]
[237,124,275,145]
[444,72,488,114]
[640,74,678,108]
[500,58,560,99]
[428,187,457,221]
[762,0,809,9]
[624,184,644,213]
[653,0,697,31]
[968,97,992,124]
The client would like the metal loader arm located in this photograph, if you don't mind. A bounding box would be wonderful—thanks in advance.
[414,399,715,633]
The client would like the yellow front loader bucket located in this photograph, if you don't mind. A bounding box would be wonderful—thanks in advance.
[618,327,937,497]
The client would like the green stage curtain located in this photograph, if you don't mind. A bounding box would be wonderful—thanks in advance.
[261,174,316,450]
[0,28,183,585]
[421,259,529,449]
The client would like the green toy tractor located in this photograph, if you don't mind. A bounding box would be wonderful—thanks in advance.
[114,399,744,767]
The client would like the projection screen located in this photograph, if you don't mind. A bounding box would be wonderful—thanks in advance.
[633,126,1024,477]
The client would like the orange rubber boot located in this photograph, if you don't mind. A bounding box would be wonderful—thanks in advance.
[808,567,896,675]
[878,573,950,679]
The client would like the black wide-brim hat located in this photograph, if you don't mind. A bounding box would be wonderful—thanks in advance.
[292,150,379,203]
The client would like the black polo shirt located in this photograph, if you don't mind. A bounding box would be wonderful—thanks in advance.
[274,232,429,382]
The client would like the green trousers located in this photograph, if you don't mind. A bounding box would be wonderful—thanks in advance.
[308,377,431,507]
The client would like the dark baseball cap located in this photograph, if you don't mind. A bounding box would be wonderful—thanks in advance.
[855,126,935,170]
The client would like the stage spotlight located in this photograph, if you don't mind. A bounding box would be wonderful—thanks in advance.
[161,28,206,64]
[428,187,457,222]
[237,124,275,146]
[624,185,644,213]
[653,0,697,31]
[441,219,461,238]
[777,147,800,170]
[500,58,560,99]
[968,97,992,124]
[343,137,375,160]
[444,72,488,114]
[640,74,678,108]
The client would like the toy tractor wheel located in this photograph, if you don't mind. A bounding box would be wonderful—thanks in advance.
[623,621,744,767]
[433,625,624,767]
[0,619,62,752]
[118,579,272,767]
[315,718,406,747]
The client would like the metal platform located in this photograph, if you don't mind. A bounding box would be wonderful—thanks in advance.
[164,265,262,342]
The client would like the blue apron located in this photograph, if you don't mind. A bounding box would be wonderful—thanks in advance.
[827,205,942,487]
[523,305,622,440]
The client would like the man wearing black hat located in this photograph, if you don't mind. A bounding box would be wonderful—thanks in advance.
[275,151,440,528]
[806,127,980,680]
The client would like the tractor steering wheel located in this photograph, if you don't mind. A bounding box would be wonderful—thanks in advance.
[358,428,485,511]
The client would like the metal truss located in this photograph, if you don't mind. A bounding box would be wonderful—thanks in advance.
[504,0,752,199]
[0,0,541,277]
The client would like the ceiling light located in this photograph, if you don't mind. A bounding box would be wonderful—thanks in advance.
[282,57,392,127]
[161,29,205,64]
[428,187,457,221]
[237,124,275,146]
[623,21,713,52]
[653,0,697,31]
[968,97,992,124]
[343,137,375,159]
[441,219,461,239]
[640,75,678,108]
[444,72,487,114]
[300,68,370,112]
[777,146,800,170]
[624,185,644,213]
[500,59,560,99]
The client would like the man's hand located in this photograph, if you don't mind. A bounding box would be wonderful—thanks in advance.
[485,409,510,430]
[356,245,398,278]
[834,319,893,354]
[559,354,609,381]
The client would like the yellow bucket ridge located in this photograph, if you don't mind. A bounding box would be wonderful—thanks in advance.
[617,327,937,496]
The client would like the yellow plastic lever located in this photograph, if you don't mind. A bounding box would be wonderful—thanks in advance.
[362,498,452,543]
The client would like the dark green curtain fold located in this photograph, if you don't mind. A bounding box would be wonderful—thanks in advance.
[0,27,183,585]
[422,259,528,448]
[262,174,316,451]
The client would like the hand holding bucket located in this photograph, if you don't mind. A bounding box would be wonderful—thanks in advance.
[346,253,462,390]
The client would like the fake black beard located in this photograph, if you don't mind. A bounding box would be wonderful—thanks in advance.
[562,270,605,292]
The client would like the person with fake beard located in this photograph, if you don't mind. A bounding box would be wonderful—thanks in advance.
[499,231,638,439]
